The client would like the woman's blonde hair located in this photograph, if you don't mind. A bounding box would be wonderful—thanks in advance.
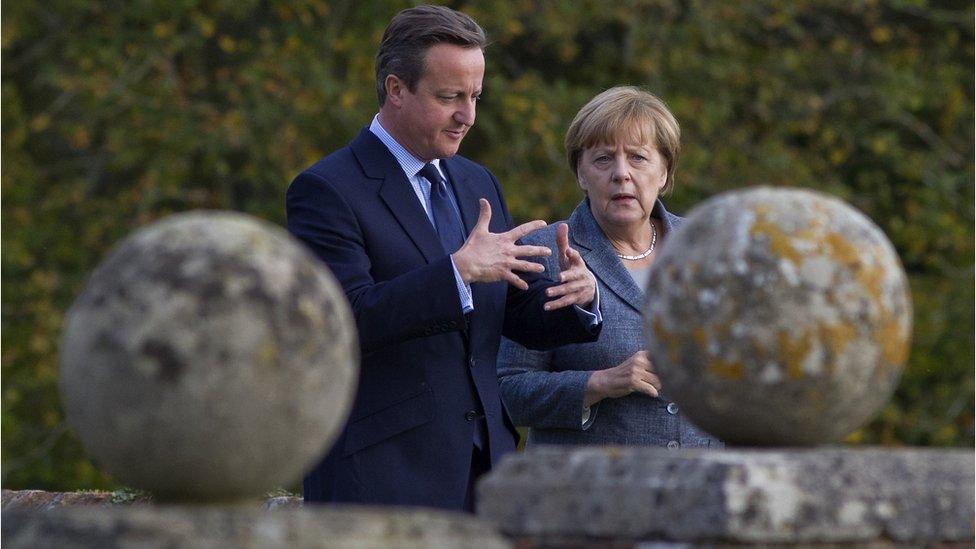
[565,86,681,194]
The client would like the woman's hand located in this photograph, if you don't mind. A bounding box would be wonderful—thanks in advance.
[584,350,661,407]
[543,223,598,311]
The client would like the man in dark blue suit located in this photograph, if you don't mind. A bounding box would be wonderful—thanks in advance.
[286,5,601,512]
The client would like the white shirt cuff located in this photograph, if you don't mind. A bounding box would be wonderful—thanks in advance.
[450,256,474,313]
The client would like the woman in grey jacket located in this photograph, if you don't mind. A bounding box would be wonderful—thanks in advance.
[498,87,721,448]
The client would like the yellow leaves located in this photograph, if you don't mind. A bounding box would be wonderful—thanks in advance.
[151,22,169,39]
[29,114,51,133]
[828,148,847,165]
[218,35,237,54]
[196,16,216,38]
[870,26,892,44]
[70,127,91,150]
[340,90,358,110]
[870,136,890,155]
[503,19,524,38]
[221,110,249,148]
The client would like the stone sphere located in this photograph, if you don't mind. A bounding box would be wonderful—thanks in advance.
[644,187,911,446]
[59,212,358,501]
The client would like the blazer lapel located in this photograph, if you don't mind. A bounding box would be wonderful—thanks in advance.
[439,158,481,234]
[350,129,444,264]
[569,200,646,313]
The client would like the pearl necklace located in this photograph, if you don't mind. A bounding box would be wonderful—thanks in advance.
[615,222,657,261]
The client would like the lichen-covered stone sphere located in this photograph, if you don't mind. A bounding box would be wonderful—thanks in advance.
[644,187,911,446]
[59,212,358,501]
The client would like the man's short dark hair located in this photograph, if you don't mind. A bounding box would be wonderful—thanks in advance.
[375,5,487,106]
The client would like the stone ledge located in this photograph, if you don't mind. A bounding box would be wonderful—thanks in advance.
[1,489,152,510]
[1,489,302,510]
[477,447,974,545]
[2,505,510,548]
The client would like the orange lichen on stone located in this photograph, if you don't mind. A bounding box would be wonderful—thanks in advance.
[707,357,745,380]
[750,218,806,264]
[823,234,886,304]
[818,322,857,373]
[652,316,683,364]
[749,209,824,266]
[778,330,813,379]
[875,318,910,371]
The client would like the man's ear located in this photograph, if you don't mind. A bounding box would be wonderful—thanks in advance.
[385,75,406,107]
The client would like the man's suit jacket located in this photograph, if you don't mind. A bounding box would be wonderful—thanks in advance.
[286,129,599,510]
[498,199,723,447]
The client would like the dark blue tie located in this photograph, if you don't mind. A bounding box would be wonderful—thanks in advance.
[419,163,466,255]
[420,164,485,449]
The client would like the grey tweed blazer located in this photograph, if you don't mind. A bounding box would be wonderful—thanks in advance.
[498,198,723,448]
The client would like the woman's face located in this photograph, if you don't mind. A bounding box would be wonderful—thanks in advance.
[577,138,668,231]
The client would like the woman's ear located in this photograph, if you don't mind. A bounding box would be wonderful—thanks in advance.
[576,173,588,194]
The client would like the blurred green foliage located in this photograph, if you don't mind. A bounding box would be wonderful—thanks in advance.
[2,0,972,490]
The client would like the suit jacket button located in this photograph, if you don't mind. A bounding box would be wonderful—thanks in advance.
[666,402,679,415]
[468,357,475,367]
[464,410,478,421]
[667,440,680,449]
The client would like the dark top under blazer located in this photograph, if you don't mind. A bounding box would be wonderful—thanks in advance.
[286,129,600,510]
[498,199,722,448]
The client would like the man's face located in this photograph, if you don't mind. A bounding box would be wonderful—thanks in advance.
[383,43,485,162]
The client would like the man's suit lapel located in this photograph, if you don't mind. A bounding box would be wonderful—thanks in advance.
[350,129,444,264]
[569,200,646,313]
[439,158,481,233]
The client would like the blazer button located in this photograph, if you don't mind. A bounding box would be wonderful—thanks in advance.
[666,402,679,415]
[468,357,476,367]
[464,410,478,421]
[667,440,680,449]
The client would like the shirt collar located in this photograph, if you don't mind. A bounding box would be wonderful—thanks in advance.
[369,114,441,179]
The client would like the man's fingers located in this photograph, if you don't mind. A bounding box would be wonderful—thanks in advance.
[473,198,492,232]
[508,219,548,241]
[511,260,545,273]
[513,244,552,259]
[503,271,529,291]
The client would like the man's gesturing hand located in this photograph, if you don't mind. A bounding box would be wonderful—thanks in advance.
[452,199,551,290]
[543,223,597,311]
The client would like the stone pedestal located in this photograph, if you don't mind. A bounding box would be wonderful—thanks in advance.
[2,505,510,549]
[478,446,974,546]
[645,187,912,446]
[58,212,358,502]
